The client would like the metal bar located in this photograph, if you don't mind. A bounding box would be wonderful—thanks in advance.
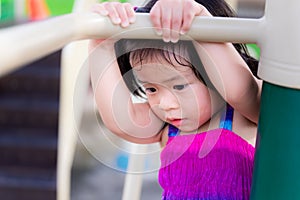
[0,13,262,77]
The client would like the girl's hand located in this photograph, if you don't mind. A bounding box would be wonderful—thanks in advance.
[91,2,136,28]
[150,0,210,43]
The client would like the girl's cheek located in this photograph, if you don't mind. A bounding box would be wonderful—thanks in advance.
[148,99,159,111]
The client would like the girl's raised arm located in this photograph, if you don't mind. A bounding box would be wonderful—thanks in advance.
[150,0,262,123]
[90,3,164,144]
[193,41,262,123]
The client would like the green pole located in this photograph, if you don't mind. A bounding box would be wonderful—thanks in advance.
[251,82,300,199]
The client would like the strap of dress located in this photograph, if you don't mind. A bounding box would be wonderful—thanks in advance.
[219,104,234,131]
[168,124,179,137]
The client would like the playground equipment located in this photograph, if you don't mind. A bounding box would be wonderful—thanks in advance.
[1,0,300,199]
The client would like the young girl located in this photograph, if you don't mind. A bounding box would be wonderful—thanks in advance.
[90,0,262,199]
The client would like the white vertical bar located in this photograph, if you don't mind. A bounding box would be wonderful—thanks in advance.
[56,1,97,200]
[122,145,146,200]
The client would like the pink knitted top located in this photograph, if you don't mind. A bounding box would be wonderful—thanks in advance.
[158,105,255,200]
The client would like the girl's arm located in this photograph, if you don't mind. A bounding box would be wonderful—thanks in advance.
[90,3,164,144]
[192,6,262,123]
[150,0,262,123]
[193,40,262,123]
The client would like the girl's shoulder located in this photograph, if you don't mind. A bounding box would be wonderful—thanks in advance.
[160,125,170,147]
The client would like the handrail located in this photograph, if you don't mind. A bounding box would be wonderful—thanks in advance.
[0,13,262,77]
[81,13,262,43]
[56,1,96,200]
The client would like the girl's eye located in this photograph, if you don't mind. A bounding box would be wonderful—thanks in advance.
[145,87,157,94]
[173,84,188,90]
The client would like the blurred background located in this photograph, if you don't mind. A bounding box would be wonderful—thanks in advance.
[0,0,264,199]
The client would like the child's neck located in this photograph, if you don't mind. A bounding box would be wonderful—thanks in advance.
[180,106,225,135]
[198,110,222,133]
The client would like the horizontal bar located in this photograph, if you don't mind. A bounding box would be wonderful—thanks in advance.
[0,13,262,76]
[82,13,263,43]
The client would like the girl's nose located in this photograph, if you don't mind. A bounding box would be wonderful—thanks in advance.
[158,90,179,111]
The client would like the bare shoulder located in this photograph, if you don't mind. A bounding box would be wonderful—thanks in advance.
[160,125,170,148]
[232,111,257,147]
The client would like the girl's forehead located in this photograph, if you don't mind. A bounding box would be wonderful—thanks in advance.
[132,59,189,72]
[133,62,195,84]
[130,48,191,67]
[130,49,195,82]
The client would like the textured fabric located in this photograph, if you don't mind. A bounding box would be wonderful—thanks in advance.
[158,106,255,200]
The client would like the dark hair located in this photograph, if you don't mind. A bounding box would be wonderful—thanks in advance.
[115,39,214,97]
[115,0,259,97]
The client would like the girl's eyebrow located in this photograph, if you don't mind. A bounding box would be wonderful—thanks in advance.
[137,75,183,84]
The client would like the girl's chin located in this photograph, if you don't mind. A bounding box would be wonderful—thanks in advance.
[174,124,200,134]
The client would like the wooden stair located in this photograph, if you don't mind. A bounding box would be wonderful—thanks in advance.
[0,51,61,200]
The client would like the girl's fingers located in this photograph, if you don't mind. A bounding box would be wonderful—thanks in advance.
[160,7,172,42]
[92,2,136,28]
[104,3,121,25]
[181,0,198,35]
[91,3,108,16]
[150,0,185,43]
[170,5,183,43]
[114,2,130,27]
[150,3,163,36]
[124,3,136,24]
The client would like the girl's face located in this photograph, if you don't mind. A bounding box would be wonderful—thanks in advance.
[132,55,218,134]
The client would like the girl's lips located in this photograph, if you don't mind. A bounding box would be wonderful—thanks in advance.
[168,118,183,126]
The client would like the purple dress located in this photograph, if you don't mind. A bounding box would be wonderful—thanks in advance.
[158,105,255,200]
